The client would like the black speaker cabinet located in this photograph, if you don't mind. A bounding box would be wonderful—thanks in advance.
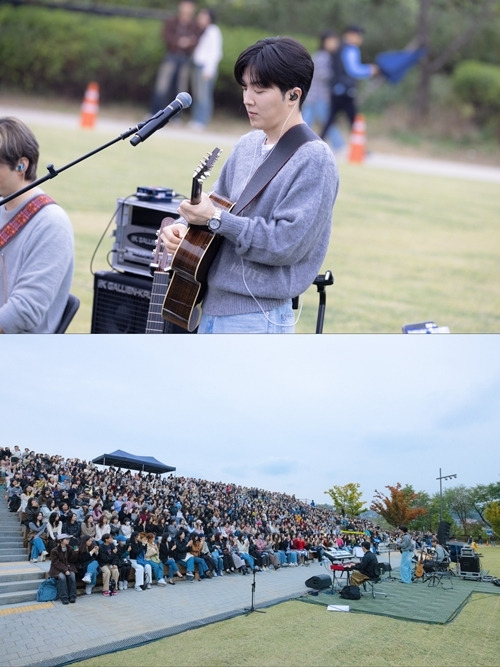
[305,574,332,591]
[437,521,451,546]
[459,556,480,573]
[91,270,152,334]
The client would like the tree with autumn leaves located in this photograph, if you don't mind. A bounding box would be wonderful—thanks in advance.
[370,483,426,528]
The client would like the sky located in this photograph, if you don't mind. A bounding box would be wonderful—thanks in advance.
[1,335,499,507]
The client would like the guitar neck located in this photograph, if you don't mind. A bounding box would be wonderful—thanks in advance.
[146,270,170,333]
[190,179,202,205]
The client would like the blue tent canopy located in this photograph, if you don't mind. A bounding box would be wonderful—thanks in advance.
[92,449,175,474]
[376,48,426,84]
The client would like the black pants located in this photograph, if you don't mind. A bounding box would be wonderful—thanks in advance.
[321,93,357,140]
[57,572,76,603]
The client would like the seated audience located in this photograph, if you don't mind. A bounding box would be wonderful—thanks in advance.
[128,531,152,592]
[27,510,49,562]
[144,532,167,586]
[76,536,100,595]
[98,534,120,596]
[48,534,78,604]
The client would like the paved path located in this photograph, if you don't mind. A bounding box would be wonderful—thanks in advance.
[1,104,500,184]
[1,547,402,667]
[0,559,338,667]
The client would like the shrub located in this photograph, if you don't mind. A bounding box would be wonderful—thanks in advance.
[452,60,500,138]
[0,6,314,111]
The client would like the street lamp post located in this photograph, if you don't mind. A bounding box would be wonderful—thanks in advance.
[437,467,457,523]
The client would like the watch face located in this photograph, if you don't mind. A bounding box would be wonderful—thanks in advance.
[209,218,221,231]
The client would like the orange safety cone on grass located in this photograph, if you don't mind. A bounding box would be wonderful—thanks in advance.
[348,113,366,163]
[80,82,99,128]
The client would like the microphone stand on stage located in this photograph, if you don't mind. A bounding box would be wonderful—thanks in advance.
[384,543,397,581]
[0,94,192,209]
[245,567,266,616]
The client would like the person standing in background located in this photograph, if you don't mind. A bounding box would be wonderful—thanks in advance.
[321,24,378,141]
[150,0,201,114]
[189,8,223,130]
[302,31,345,152]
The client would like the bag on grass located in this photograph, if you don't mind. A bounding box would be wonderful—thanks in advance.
[36,577,59,602]
[339,585,361,600]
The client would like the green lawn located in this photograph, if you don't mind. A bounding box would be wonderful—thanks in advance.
[77,546,500,667]
[27,120,500,333]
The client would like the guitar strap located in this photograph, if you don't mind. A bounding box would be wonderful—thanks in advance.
[0,194,55,250]
[231,123,319,216]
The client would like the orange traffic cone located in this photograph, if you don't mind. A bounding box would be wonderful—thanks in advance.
[348,113,366,163]
[80,82,99,128]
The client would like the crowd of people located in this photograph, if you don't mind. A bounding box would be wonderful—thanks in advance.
[3,445,454,603]
[2,445,391,601]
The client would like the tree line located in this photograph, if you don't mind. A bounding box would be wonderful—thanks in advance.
[325,480,500,540]
[3,0,500,138]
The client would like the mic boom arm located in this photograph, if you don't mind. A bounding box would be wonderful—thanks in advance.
[130,92,192,146]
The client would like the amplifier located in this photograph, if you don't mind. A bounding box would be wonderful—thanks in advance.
[111,195,182,277]
[459,555,480,574]
[91,270,152,334]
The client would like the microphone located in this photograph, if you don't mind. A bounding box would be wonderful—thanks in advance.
[130,92,192,146]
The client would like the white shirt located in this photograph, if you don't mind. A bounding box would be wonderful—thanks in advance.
[193,24,223,78]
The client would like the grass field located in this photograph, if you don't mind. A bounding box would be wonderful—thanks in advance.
[77,546,500,667]
[19,112,500,333]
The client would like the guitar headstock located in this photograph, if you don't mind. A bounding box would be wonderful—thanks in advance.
[191,147,222,204]
[150,216,176,273]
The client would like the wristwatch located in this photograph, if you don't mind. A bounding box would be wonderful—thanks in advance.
[206,207,222,232]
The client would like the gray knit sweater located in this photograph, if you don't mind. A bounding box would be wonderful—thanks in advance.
[0,189,74,333]
[202,128,338,316]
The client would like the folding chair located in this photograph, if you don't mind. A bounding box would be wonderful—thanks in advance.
[362,563,387,598]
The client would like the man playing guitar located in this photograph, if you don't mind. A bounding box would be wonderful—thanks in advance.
[161,36,338,333]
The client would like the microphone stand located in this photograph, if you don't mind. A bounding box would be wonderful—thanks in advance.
[245,567,266,616]
[384,543,397,581]
[0,115,165,208]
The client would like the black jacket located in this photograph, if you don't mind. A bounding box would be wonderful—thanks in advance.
[354,550,379,579]
[98,541,120,566]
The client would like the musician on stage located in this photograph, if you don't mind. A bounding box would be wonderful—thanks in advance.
[161,36,338,334]
[0,117,73,333]
[398,525,414,584]
[423,537,449,572]
[343,540,379,587]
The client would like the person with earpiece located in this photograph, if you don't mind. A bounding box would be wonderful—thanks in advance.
[0,116,74,333]
[161,36,339,333]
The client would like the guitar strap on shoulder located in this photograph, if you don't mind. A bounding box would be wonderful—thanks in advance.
[0,194,55,251]
[231,123,319,217]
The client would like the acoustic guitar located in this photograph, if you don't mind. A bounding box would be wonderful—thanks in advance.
[162,147,234,332]
[415,548,425,578]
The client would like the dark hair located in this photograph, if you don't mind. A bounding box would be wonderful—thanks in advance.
[319,30,337,49]
[361,540,371,550]
[0,117,39,181]
[234,37,313,107]
[49,511,60,526]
